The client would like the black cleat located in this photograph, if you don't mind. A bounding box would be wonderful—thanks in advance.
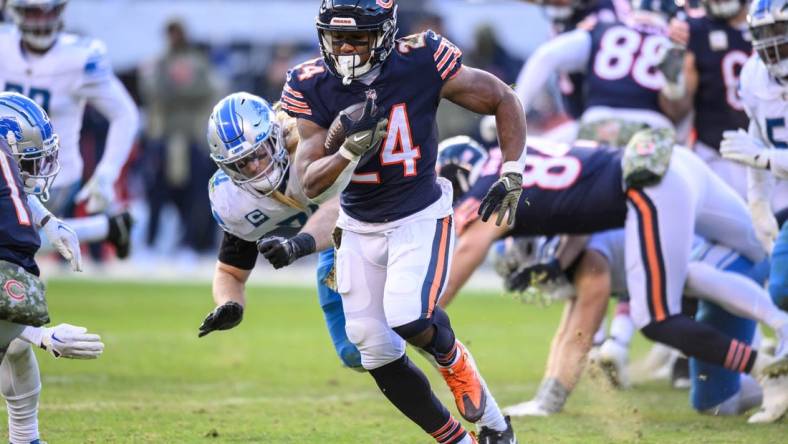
[477,416,517,444]
[107,212,132,259]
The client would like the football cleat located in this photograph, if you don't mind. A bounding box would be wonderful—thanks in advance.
[749,356,788,423]
[107,212,132,259]
[597,338,630,389]
[438,341,487,423]
[503,398,552,417]
[477,415,517,444]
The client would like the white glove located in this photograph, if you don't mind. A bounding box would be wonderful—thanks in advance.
[749,200,779,253]
[75,173,116,213]
[721,129,771,169]
[40,323,104,359]
[41,216,82,272]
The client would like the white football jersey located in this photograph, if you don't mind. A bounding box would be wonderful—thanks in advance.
[0,25,127,187]
[209,168,317,242]
[739,54,788,150]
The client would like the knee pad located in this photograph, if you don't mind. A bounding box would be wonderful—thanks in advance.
[345,317,405,370]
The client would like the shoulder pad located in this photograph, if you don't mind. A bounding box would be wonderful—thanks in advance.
[417,30,463,81]
[280,57,331,126]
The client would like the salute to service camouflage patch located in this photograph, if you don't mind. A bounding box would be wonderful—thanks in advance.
[577,118,649,147]
[0,260,49,327]
[622,128,676,188]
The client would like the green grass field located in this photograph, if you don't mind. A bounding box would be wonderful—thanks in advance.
[26,280,786,443]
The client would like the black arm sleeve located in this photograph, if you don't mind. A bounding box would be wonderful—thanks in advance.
[218,231,258,270]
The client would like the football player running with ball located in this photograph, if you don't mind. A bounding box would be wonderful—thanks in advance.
[283,1,526,443]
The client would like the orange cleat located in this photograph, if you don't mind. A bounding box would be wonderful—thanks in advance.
[438,341,487,422]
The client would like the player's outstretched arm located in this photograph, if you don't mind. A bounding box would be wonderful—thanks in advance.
[442,66,527,225]
[657,18,699,122]
[199,261,251,337]
[17,324,104,359]
[76,76,140,213]
[514,29,592,111]
[439,218,508,308]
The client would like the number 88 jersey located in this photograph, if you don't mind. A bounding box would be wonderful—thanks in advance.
[586,20,669,113]
[454,139,628,236]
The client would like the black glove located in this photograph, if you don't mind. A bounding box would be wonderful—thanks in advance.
[506,258,564,293]
[198,301,244,338]
[478,171,523,226]
[657,45,686,84]
[257,233,316,269]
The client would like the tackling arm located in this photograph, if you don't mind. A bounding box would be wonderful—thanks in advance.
[299,196,340,251]
[439,218,509,308]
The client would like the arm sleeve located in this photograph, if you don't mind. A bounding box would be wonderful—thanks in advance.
[515,29,592,111]
[217,231,258,271]
[78,42,139,180]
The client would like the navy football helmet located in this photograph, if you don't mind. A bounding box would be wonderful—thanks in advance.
[436,136,488,204]
[316,0,398,85]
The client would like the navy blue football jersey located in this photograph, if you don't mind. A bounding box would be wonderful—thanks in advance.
[558,0,631,118]
[0,141,40,276]
[455,140,627,236]
[281,30,463,223]
[687,16,750,149]
[585,20,669,112]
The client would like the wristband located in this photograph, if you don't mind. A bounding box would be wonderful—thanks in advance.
[289,232,317,260]
[501,160,524,176]
[339,145,360,162]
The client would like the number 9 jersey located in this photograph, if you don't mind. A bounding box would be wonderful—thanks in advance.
[281,30,463,224]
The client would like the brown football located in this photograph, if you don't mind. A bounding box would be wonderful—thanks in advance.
[325,102,366,155]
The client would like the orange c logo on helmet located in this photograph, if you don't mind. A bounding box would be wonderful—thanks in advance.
[377,0,394,8]
[3,279,26,301]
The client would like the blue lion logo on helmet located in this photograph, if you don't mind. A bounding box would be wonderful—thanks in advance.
[0,116,24,146]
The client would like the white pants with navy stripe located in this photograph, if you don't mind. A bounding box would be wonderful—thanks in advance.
[625,147,766,329]
[335,180,455,370]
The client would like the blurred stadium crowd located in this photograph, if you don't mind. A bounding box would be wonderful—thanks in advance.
[23,0,544,268]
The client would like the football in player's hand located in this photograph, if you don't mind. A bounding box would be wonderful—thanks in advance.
[324,102,367,155]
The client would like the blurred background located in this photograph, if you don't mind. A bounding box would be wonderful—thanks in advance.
[26,0,556,283]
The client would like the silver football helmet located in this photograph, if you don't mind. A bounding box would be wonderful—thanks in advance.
[0,92,60,200]
[748,0,788,82]
[207,92,288,197]
[6,0,67,51]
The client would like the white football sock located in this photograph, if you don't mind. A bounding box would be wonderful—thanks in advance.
[593,315,607,346]
[610,302,635,346]
[1,340,40,444]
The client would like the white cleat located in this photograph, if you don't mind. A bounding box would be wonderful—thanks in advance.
[503,399,552,417]
[598,339,630,389]
[749,356,788,424]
